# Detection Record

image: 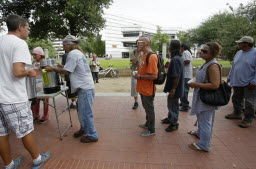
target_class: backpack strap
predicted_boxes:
[146,52,156,66]
[145,51,156,95]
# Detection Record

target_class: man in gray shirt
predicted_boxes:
[46,35,98,142]
[180,44,193,111]
[225,36,256,128]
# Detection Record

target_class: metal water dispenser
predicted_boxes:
[40,58,61,94]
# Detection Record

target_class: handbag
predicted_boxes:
[199,63,231,106]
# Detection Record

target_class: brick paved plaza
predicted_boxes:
[2,94,256,169]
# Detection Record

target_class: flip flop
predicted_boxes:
[188,143,208,152]
[187,130,199,139]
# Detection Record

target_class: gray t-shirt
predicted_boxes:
[182,50,193,79]
[64,49,94,93]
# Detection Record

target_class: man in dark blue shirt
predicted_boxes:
[162,40,184,132]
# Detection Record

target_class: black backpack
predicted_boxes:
[146,52,166,85]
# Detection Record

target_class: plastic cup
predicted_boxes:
[63,81,66,88]
[187,79,195,84]
[132,71,138,76]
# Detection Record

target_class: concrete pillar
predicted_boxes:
[44,48,49,58]
[162,43,167,59]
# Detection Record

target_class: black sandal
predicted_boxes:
[187,130,199,139]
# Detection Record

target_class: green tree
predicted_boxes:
[185,12,255,60]
[151,26,170,54]
[92,34,105,57]
[79,34,105,57]
[237,0,256,23]
[0,0,112,38]
[177,31,193,47]
[182,0,256,60]
[80,37,94,55]
[26,38,56,58]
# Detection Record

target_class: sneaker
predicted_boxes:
[31,152,51,169]
[225,113,242,120]
[165,124,179,132]
[80,136,98,143]
[73,128,84,138]
[161,117,171,124]
[140,130,155,137]
[69,103,77,109]
[8,156,24,169]
[132,102,138,109]
[39,119,48,124]
[138,123,148,129]
[238,120,252,128]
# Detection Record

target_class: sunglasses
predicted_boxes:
[201,49,209,54]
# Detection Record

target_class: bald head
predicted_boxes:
[138,36,150,46]
[137,36,151,53]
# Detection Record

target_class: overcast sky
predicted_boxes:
[104,0,251,30]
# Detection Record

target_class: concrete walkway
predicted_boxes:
[1,95,256,169]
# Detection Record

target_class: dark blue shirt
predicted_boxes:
[164,56,184,98]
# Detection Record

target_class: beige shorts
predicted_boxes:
[131,76,138,97]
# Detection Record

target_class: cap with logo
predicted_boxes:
[235,36,254,44]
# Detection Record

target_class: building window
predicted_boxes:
[122,52,129,58]
[143,32,154,38]
[123,42,136,47]
[123,32,140,37]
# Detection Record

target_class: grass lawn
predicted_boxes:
[99,59,130,68]
[99,58,231,69]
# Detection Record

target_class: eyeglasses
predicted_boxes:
[201,49,208,54]
[137,41,145,44]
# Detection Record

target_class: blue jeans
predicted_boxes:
[167,97,179,126]
[77,89,98,139]
[180,78,190,109]
[196,110,215,151]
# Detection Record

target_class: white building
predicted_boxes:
[0,14,181,59]
[101,13,180,58]
[52,39,65,58]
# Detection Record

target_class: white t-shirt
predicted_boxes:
[90,59,100,72]
[0,34,32,104]
[182,50,193,79]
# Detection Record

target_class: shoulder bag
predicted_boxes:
[199,63,231,106]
